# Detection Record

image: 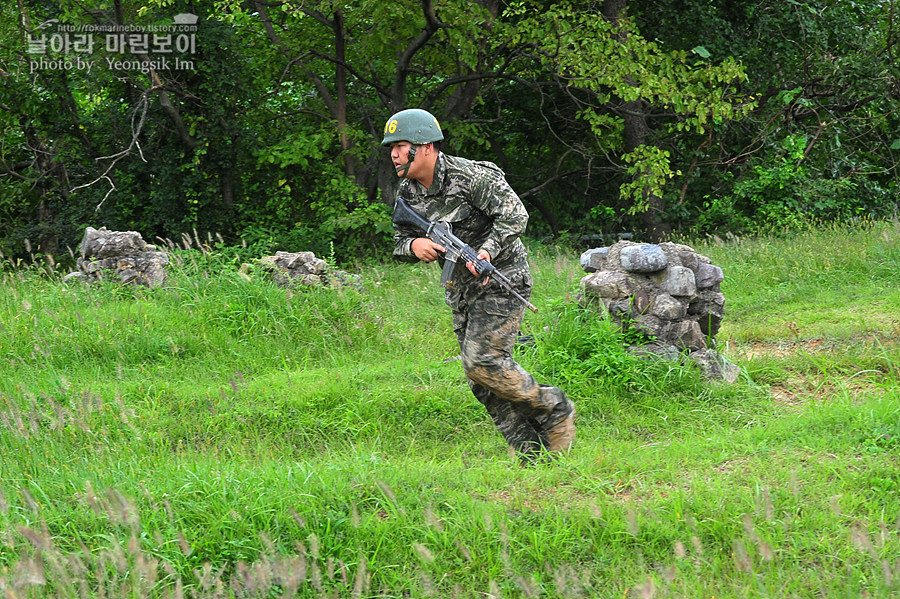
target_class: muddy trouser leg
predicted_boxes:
[453,287,573,462]
[465,379,548,462]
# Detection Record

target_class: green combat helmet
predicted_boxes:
[381,108,444,146]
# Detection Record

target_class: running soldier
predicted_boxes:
[383,108,576,463]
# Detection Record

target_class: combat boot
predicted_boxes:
[543,398,576,453]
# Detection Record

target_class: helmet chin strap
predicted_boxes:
[396,145,418,177]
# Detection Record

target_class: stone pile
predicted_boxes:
[66,227,168,287]
[579,240,739,382]
[258,251,362,290]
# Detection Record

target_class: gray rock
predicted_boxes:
[632,288,651,314]
[628,343,682,362]
[581,271,634,298]
[650,293,688,320]
[580,247,609,273]
[689,291,725,337]
[660,265,697,297]
[634,315,670,341]
[266,251,327,275]
[325,270,363,291]
[678,249,700,271]
[80,227,152,259]
[670,320,706,351]
[620,244,668,273]
[71,227,168,287]
[689,349,741,383]
[695,262,724,289]
[603,298,632,318]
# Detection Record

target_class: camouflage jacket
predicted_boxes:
[392,153,532,295]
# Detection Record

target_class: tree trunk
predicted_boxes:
[378,0,447,206]
[603,0,671,241]
[333,9,357,179]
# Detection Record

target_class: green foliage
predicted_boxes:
[699,135,864,233]
[247,125,392,261]
[620,145,678,214]
[518,299,709,410]
[510,1,753,213]
[521,299,642,389]
[2,0,899,265]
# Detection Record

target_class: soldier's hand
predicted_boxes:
[466,250,492,286]
[411,237,445,262]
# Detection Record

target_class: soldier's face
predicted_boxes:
[390,142,414,177]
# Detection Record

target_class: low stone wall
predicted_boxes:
[65,228,363,293]
[257,251,362,291]
[65,227,168,287]
[579,240,739,382]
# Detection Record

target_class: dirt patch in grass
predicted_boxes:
[766,373,890,406]
[730,335,898,405]
[734,334,898,361]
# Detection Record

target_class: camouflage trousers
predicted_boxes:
[451,280,570,462]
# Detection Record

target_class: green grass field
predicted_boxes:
[1,220,899,598]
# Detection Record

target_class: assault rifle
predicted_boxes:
[392,197,538,313]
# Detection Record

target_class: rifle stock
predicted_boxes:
[392,196,433,233]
